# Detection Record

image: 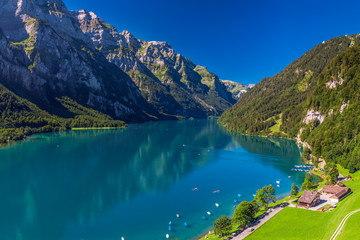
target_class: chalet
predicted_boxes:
[298,191,321,208]
[322,185,351,203]
[345,175,352,181]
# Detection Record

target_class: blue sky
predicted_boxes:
[63,0,360,85]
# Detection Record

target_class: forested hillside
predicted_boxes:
[219,34,360,171]
[0,84,125,144]
[300,44,360,172]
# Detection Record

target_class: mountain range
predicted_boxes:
[0,0,250,143]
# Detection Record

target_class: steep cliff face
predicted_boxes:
[74,9,236,118]
[0,0,163,122]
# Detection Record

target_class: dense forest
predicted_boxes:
[300,44,360,172]
[219,34,360,171]
[0,84,126,144]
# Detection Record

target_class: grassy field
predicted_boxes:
[269,114,283,133]
[199,195,300,240]
[246,178,360,240]
[337,210,360,240]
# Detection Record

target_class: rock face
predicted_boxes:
[0,0,160,122]
[0,0,237,122]
[75,9,236,118]
[302,110,325,124]
[221,80,252,100]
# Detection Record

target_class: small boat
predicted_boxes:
[207,211,212,215]
[168,226,172,231]
[276,181,280,184]
[215,203,219,207]
[169,221,172,225]
[192,187,198,191]
[277,185,280,187]
[234,199,238,203]
[121,237,125,240]
[238,194,242,197]
[166,234,170,239]
[184,222,188,227]
[202,216,206,220]
[253,194,256,197]
[288,176,292,178]
[176,213,180,218]
[212,190,220,194]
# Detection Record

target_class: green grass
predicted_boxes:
[337,210,360,240]
[198,195,300,240]
[269,113,283,133]
[338,165,360,180]
[245,179,360,239]
[296,70,313,92]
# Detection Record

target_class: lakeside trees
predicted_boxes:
[233,201,258,228]
[0,86,126,144]
[325,163,339,184]
[291,183,299,196]
[213,216,232,236]
[254,185,276,210]
[301,174,314,190]
[212,184,276,237]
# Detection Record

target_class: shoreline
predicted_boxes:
[196,191,295,240]
[0,126,127,148]
[71,127,125,130]
[196,162,325,240]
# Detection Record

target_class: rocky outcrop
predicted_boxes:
[326,77,344,89]
[303,109,325,124]
[340,101,349,114]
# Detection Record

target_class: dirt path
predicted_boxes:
[329,208,360,240]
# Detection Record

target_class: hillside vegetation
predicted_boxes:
[219,34,360,171]
[0,84,126,144]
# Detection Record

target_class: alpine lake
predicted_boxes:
[0,119,307,240]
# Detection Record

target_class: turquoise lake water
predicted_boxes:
[0,119,306,240]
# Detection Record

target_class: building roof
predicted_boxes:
[322,185,350,196]
[298,190,319,204]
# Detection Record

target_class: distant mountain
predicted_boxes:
[0,0,238,128]
[76,9,236,117]
[219,34,360,172]
[221,80,253,100]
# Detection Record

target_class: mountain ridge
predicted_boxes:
[0,0,245,143]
